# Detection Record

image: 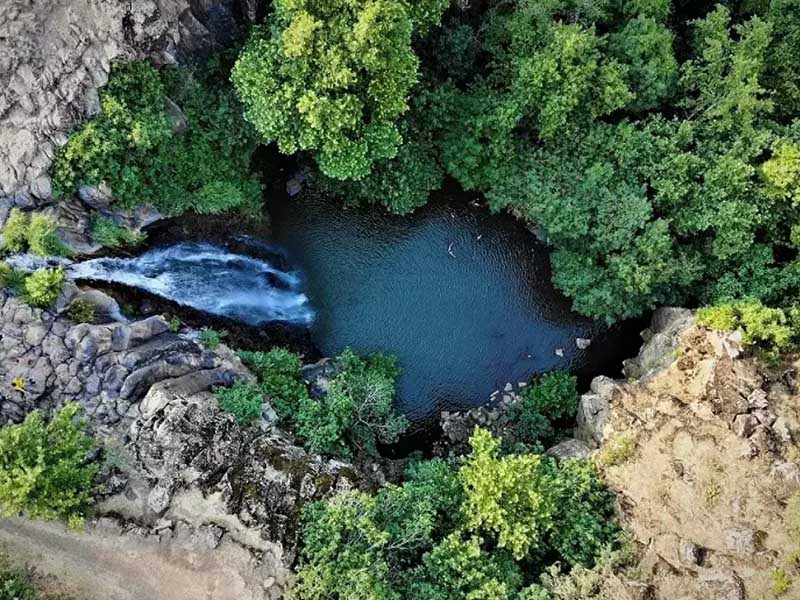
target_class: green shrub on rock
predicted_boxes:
[1,209,30,253]
[23,268,65,308]
[215,379,264,425]
[293,349,408,457]
[0,404,97,523]
[90,216,145,248]
[238,347,307,419]
[697,299,800,360]
[1,210,68,257]
[511,372,578,449]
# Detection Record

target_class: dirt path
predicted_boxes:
[0,517,280,600]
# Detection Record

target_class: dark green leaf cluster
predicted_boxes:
[215,379,265,425]
[290,428,620,599]
[52,61,260,216]
[90,216,146,249]
[237,347,409,458]
[0,404,97,523]
[510,372,578,449]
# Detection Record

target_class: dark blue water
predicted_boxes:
[268,192,639,421]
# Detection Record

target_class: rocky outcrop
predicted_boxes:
[0,287,248,427]
[0,0,256,205]
[578,308,800,599]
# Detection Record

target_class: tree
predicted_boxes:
[232,0,448,180]
[459,428,555,559]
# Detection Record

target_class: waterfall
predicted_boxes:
[68,242,314,326]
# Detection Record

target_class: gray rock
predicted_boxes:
[679,541,704,565]
[165,97,188,134]
[546,438,592,460]
[623,307,695,379]
[724,528,758,555]
[731,414,757,438]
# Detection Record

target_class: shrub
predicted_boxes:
[697,300,800,360]
[511,372,578,448]
[23,268,65,308]
[596,432,636,468]
[1,211,68,257]
[27,214,69,257]
[0,262,27,294]
[459,427,555,560]
[67,300,96,324]
[1,209,29,253]
[293,349,409,457]
[0,404,97,522]
[238,348,308,419]
[548,460,620,566]
[215,379,264,425]
[52,61,260,216]
[90,216,146,248]
[198,327,225,350]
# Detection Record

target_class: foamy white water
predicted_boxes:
[68,242,314,325]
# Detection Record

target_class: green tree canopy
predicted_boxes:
[232,0,449,180]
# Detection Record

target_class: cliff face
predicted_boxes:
[0,0,254,205]
[579,309,800,600]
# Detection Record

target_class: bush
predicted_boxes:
[0,262,27,294]
[697,300,800,360]
[511,372,578,448]
[1,211,68,257]
[27,214,69,257]
[0,404,97,522]
[1,209,29,253]
[52,61,260,216]
[293,349,409,457]
[23,268,65,308]
[198,327,225,350]
[90,216,146,248]
[67,300,96,324]
[215,379,264,425]
[238,348,307,419]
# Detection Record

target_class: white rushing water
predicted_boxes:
[68,242,314,325]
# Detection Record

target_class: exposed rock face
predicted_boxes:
[0,0,255,205]
[0,288,247,428]
[581,309,800,599]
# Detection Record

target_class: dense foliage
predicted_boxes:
[290,428,620,599]
[698,299,800,360]
[510,372,578,450]
[90,216,145,249]
[23,268,65,308]
[1,209,69,257]
[232,0,449,181]
[0,404,97,523]
[52,62,260,216]
[234,347,408,457]
[234,0,800,322]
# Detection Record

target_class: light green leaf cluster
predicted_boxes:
[232,0,448,180]
[0,404,97,522]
